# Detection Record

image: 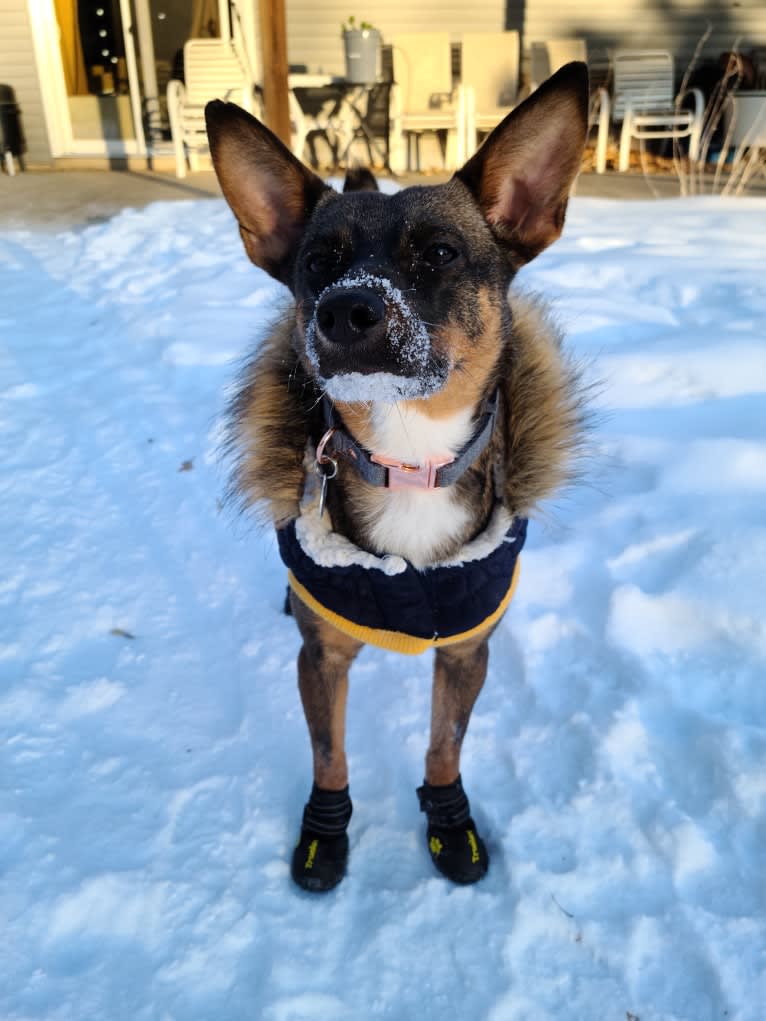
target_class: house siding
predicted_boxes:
[285,0,765,85]
[285,0,504,77]
[521,0,766,83]
[0,0,52,164]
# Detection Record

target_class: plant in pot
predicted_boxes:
[341,16,381,84]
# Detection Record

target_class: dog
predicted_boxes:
[205,62,589,892]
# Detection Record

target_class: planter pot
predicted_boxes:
[343,29,380,84]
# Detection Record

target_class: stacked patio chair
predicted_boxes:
[167,38,254,178]
[461,31,521,158]
[390,33,466,171]
[529,38,610,173]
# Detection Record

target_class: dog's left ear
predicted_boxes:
[454,61,589,267]
[205,100,330,286]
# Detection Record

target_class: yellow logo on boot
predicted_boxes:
[429,835,444,856]
[304,839,318,869]
[466,829,480,864]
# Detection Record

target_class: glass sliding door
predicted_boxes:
[53,0,139,149]
[41,0,234,156]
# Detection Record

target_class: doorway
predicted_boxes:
[43,0,238,157]
[53,0,136,148]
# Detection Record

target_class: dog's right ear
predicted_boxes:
[205,101,330,287]
[454,62,589,268]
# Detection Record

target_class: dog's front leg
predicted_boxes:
[418,632,493,884]
[427,634,491,785]
[292,593,362,789]
[289,592,362,891]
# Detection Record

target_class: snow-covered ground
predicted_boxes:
[1,191,765,1021]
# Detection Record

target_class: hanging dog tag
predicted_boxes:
[315,457,338,519]
[318,468,329,518]
[314,428,338,520]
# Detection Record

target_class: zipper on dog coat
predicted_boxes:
[277,508,527,655]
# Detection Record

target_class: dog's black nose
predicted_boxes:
[315,289,386,346]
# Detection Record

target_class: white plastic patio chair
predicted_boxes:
[390,33,466,171]
[611,50,704,171]
[461,31,520,157]
[721,91,766,194]
[529,38,611,173]
[167,39,254,178]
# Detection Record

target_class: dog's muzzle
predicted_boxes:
[305,273,448,402]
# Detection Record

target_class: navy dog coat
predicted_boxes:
[278,504,527,655]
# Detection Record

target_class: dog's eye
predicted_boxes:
[423,242,459,268]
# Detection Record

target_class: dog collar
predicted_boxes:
[316,391,499,491]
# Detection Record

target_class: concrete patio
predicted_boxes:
[0,164,762,231]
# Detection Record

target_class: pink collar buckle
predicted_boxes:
[369,452,454,490]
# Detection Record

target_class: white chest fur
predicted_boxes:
[361,403,475,568]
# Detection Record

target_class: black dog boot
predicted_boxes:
[291,783,352,892]
[417,775,489,884]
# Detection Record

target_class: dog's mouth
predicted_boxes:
[303,273,449,403]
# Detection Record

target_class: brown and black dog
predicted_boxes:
[205,62,589,892]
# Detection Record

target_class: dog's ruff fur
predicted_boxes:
[228,292,586,545]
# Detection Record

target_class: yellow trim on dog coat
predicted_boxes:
[286,555,522,654]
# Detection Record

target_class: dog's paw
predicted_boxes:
[291,783,353,892]
[417,775,489,884]
[425,820,489,885]
[291,830,349,892]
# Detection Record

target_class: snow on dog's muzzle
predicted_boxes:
[305,273,449,403]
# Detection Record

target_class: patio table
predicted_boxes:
[288,73,390,170]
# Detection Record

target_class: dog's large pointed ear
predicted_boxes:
[205,100,331,286]
[454,62,589,268]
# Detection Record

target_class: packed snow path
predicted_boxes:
[1,195,765,1021]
